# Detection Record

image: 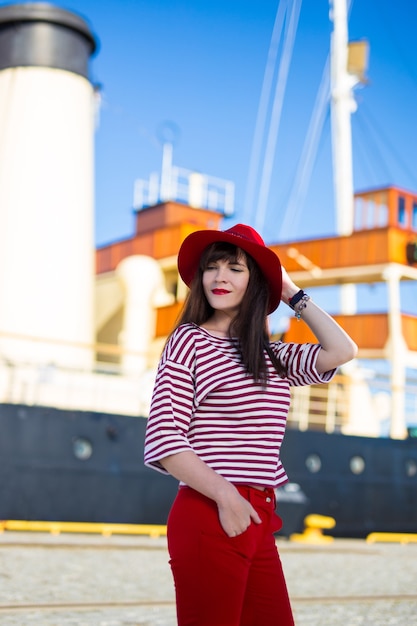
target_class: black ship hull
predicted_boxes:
[1,404,416,537]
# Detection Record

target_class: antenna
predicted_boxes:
[157,121,180,202]
[133,122,234,216]
[160,141,173,201]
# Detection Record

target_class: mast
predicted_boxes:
[330,2,407,438]
[330,0,368,315]
[329,0,355,237]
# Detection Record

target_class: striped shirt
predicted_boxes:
[144,323,336,487]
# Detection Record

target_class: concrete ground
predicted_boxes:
[0,531,416,625]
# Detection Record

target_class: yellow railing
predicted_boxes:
[366,532,417,544]
[0,520,167,538]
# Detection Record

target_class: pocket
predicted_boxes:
[200,526,254,562]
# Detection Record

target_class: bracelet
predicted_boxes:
[294,294,311,321]
[288,289,305,309]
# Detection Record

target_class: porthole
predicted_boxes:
[405,459,417,478]
[73,437,93,461]
[305,454,321,473]
[349,455,365,475]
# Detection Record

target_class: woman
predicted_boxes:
[144,223,357,626]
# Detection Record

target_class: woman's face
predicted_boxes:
[202,250,250,315]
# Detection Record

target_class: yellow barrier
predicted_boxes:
[290,514,336,544]
[0,520,167,538]
[366,532,417,545]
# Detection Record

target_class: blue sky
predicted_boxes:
[20,0,415,249]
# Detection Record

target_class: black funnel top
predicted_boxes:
[0,2,98,78]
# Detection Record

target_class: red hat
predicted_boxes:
[178,223,282,313]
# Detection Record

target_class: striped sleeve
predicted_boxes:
[144,330,196,474]
[273,341,337,386]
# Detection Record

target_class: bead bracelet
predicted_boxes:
[288,289,311,321]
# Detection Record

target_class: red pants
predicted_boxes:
[167,484,295,626]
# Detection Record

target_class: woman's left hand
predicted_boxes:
[280,266,300,305]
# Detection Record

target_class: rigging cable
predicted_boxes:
[356,101,417,187]
[242,0,288,225]
[277,57,331,241]
[276,0,355,240]
[352,108,391,186]
[254,0,302,236]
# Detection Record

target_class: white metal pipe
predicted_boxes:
[0,5,97,369]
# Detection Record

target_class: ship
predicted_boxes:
[0,2,416,538]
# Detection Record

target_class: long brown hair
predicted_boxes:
[173,242,286,381]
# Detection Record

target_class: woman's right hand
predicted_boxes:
[216,489,262,537]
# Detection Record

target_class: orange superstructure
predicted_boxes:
[280,186,417,353]
[95,185,417,358]
[96,202,222,274]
